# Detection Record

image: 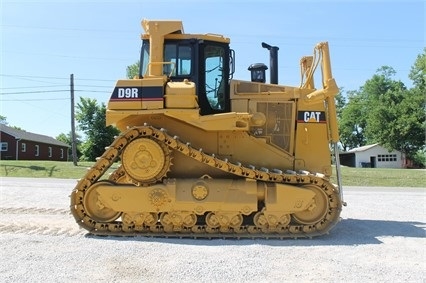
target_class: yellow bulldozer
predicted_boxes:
[71,19,344,238]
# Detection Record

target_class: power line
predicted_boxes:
[0,74,118,91]
[2,24,422,44]
[0,24,135,34]
[1,89,112,96]
[75,78,116,82]
[0,74,117,82]
[1,50,134,62]
[0,84,112,91]
[0,85,68,90]
[73,84,112,88]
[0,90,69,95]
[1,98,69,101]
[0,74,68,80]
[75,90,111,93]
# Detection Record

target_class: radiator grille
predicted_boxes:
[250,102,293,152]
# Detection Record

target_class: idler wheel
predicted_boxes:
[292,184,329,225]
[83,181,121,222]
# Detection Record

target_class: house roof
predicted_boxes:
[347,143,379,153]
[0,124,70,147]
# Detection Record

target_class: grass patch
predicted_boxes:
[0,160,119,179]
[330,166,425,187]
[0,160,425,187]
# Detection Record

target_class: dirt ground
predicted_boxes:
[0,177,425,282]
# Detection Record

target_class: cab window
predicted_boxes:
[205,45,226,110]
[164,43,192,76]
[140,41,150,77]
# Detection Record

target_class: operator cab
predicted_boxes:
[139,39,234,115]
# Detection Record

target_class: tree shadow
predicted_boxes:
[2,165,58,177]
[85,218,426,246]
[29,165,45,171]
[47,166,57,177]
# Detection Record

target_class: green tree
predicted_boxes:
[0,116,24,130]
[409,47,426,90]
[335,88,346,119]
[56,131,83,160]
[362,66,407,143]
[391,87,425,154]
[407,48,426,166]
[0,115,7,125]
[75,97,120,161]
[335,66,403,151]
[127,60,140,79]
[338,52,425,165]
[364,65,425,162]
[338,90,367,150]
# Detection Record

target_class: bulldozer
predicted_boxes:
[70,19,344,238]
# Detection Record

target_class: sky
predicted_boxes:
[0,0,424,138]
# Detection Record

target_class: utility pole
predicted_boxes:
[70,74,78,166]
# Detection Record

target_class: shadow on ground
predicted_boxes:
[1,165,58,177]
[85,218,426,246]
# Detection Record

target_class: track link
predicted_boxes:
[70,125,343,239]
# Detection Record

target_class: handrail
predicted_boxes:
[145,62,176,77]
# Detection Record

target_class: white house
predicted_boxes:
[339,143,407,168]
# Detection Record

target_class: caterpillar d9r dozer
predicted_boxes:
[71,19,345,238]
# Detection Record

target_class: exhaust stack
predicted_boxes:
[262,42,279,84]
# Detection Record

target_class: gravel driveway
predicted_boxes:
[0,177,425,283]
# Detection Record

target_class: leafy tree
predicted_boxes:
[56,131,83,160]
[0,116,23,130]
[0,115,7,125]
[362,67,407,144]
[338,66,405,151]
[363,65,425,163]
[338,90,367,150]
[334,88,346,119]
[413,148,426,168]
[338,52,425,166]
[373,86,424,156]
[407,48,426,167]
[409,47,425,90]
[75,97,119,161]
[127,60,140,79]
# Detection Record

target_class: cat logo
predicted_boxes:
[297,111,326,123]
[304,111,321,122]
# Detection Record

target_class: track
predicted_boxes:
[70,125,343,238]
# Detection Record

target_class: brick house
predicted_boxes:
[0,124,70,161]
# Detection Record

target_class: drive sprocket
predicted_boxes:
[121,137,171,185]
